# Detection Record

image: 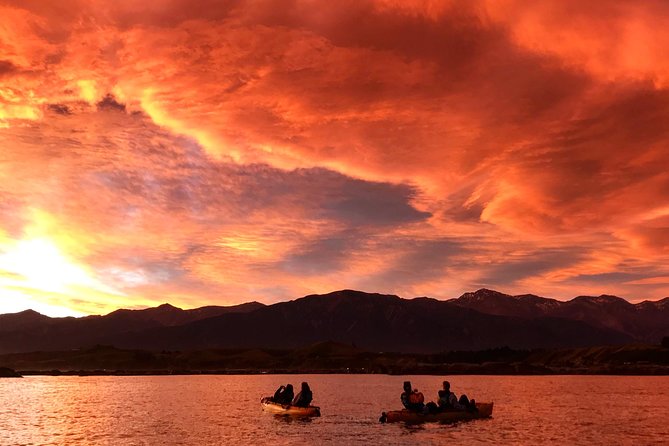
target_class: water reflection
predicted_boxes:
[272,414,315,424]
[398,423,426,434]
[0,375,667,445]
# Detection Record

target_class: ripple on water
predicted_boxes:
[0,375,667,445]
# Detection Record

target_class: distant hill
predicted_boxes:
[0,301,264,354]
[0,289,648,354]
[105,290,631,353]
[0,367,22,378]
[0,309,54,332]
[450,289,669,343]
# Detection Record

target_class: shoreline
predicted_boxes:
[16,367,669,377]
[4,343,668,377]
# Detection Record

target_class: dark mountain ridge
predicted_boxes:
[450,289,669,343]
[0,301,265,354]
[0,309,57,332]
[0,289,654,354]
[114,290,630,353]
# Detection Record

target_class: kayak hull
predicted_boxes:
[261,397,321,417]
[380,402,493,423]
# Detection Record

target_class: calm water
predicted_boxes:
[1,375,667,445]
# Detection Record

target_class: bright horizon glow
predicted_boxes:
[0,237,124,317]
[0,238,98,294]
[0,289,86,317]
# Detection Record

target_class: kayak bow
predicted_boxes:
[261,397,321,417]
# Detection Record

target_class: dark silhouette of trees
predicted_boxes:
[662,336,669,348]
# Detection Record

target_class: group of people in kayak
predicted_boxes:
[401,380,477,414]
[266,379,476,414]
[269,381,313,407]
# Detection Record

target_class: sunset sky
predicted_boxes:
[2,0,669,316]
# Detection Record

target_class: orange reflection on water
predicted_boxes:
[0,375,667,445]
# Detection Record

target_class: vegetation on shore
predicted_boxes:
[0,367,22,378]
[2,342,668,376]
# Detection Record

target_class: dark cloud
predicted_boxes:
[96,94,127,112]
[46,103,72,115]
[477,248,587,286]
[0,60,19,76]
[360,239,467,291]
[280,232,357,276]
[569,272,642,284]
[314,172,431,226]
[83,132,430,229]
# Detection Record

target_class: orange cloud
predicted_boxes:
[1,0,669,315]
[485,0,669,86]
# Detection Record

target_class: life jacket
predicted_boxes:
[409,390,424,405]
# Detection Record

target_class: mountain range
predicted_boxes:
[1,289,667,354]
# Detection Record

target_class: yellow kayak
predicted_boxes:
[380,402,493,423]
[260,397,321,417]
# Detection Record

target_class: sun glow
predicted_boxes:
[0,237,122,317]
[0,239,97,293]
